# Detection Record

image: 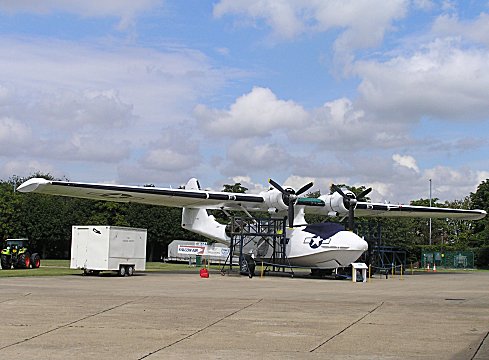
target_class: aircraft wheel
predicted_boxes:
[240,260,249,275]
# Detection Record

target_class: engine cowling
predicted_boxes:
[261,188,289,212]
[318,191,354,215]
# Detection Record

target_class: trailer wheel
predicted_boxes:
[118,266,127,277]
[127,266,134,276]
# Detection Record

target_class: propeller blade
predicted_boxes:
[268,178,286,194]
[348,205,355,231]
[331,184,347,199]
[269,178,314,227]
[332,182,375,231]
[357,187,372,200]
[295,181,314,196]
[288,203,295,228]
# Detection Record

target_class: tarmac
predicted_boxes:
[0,270,488,360]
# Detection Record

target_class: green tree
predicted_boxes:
[222,183,248,193]
[329,184,371,201]
[0,178,25,240]
[470,179,489,247]
[126,203,196,261]
[84,201,129,226]
[303,190,328,224]
[20,193,72,258]
[442,197,476,248]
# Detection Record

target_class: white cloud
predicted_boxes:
[196,87,308,137]
[227,139,289,169]
[213,0,305,39]
[1,1,487,207]
[393,154,420,173]
[291,97,410,151]
[139,131,201,172]
[227,175,268,194]
[213,0,408,66]
[0,36,235,182]
[48,135,131,162]
[476,171,489,187]
[412,0,435,11]
[432,13,489,47]
[355,38,489,121]
[347,161,484,204]
[0,0,163,30]
[36,89,135,130]
[282,175,315,191]
[0,159,58,181]
[0,117,33,155]
[423,165,482,200]
[141,148,198,171]
[0,37,224,108]
[299,97,365,140]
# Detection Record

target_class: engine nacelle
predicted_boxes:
[318,191,353,215]
[261,189,288,212]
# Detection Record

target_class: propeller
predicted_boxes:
[269,179,314,228]
[331,184,372,231]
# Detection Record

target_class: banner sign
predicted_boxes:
[177,245,205,255]
[177,244,229,258]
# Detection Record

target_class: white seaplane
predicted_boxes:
[17,177,486,272]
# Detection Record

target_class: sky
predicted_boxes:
[1,0,489,204]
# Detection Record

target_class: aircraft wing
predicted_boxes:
[17,178,487,221]
[16,178,267,211]
[354,202,486,220]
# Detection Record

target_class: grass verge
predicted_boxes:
[0,260,220,277]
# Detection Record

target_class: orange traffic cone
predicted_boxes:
[426,263,430,272]
[433,264,437,272]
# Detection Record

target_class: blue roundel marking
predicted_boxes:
[309,236,323,249]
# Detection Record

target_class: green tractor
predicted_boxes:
[1,238,41,270]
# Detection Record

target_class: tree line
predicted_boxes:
[0,175,198,260]
[0,175,488,266]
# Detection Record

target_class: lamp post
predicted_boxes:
[429,179,432,246]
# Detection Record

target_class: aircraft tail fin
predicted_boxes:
[185,178,201,190]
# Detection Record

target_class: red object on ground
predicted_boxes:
[200,268,209,278]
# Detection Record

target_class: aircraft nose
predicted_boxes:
[358,237,368,251]
[351,233,368,251]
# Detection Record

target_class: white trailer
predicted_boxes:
[71,226,147,276]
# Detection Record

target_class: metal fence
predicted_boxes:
[421,251,475,269]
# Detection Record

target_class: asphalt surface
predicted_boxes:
[0,270,488,359]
